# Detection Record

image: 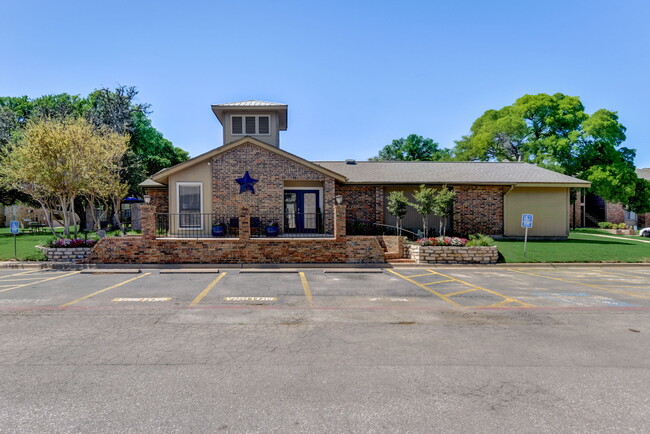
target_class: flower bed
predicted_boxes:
[407,243,498,264]
[42,239,97,262]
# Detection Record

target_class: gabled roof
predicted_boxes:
[211,100,288,130]
[145,137,347,185]
[313,161,591,187]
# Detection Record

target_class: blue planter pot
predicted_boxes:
[265,225,279,237]
[212,224,226,237]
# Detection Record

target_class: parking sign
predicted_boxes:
[10,220,19,234]
[521,214,533,228]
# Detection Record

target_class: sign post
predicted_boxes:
[521,214,533,258]
[9,220,19,260]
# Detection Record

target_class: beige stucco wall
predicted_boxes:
[168,160,213,217]
[504,187,569,237]
[223,112,280,147]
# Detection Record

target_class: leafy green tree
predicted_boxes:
[410,185,437,237]
[432,185,455,236]
[371,134,452,161]
[386,191,409,235]
[0,117,128,238]
[453,93,650,213]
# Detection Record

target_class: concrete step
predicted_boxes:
[387,258,416,264]
[383,252,404,260]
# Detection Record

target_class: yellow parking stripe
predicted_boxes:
[425,269,533,308]
[299,272,314,307]
[189,273,226,307]
[422,279,454,285]
[443,288,477,297]
[0,270,39,280]
[508,268,650,300]
[386,269,463,308]
[59,273,151,307]
[0,271,80,293]
[405,272,438,278]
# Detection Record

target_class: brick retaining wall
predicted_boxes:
[407,245,498,264]
[86,236,385,264]
[43,247,93,262]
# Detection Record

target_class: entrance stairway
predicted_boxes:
[376,236,415,264]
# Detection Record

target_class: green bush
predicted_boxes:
[465,234,495,247]
[598,222,613,229]
[619,223,627,229]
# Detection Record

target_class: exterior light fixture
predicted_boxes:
[335,195,343,205]
[143,194,151,204]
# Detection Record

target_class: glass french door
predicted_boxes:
[284,190,320,233]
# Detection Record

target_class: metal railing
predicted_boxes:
[155,213,239,238]
[250,211,332,238]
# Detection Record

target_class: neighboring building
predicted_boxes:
[141,100,590,239]
[578,168,650,229]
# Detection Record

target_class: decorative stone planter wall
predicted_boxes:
[407,245,498,264]
[602,229,636,235]
[42,247,93,262]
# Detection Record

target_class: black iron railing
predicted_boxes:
[155,213,239,238]
[251,211,331,238]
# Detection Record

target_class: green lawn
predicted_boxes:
[0,233,54,260]
[495,231,650,263]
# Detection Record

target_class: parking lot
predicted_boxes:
[1,265,649,432]
[0,265,648,313]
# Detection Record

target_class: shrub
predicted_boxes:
[619,223,627,229]
[49,238,97,248]
[416,236,468,247]
[598,222,613,229]
[465,234,495,247]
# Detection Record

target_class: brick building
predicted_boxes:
[141,100,590,241]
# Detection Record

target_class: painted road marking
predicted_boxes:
[113,297,172,302]
[299,272,314,307]
[509,269,650,300]
[59,273,151,307]
[0,271,81,294]
[531,292,637,307]
[189,273,227,307]
[387,269,532,309]
[223,296,277,302]
[369,297,409,302]
[0,270,39,280]
[0,299,51,303]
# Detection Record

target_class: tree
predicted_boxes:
[453,93,650,213]
[0,117,129,238]
[432,185,455,236]
[410,185,437,238]
[386,191,409,236]
[370,134,452,161]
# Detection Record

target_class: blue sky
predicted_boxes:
[2,0,649,168]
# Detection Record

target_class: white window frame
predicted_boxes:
[176,182,203,230]
[231,115,271,136]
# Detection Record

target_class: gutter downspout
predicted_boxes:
[503,185,515,237]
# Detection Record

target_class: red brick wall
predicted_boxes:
[143,188,169,214]
[336,185,382,228]
[86,236,385,264]
[605,202,625,223]
[452,185,505,236]
[212,143,336,232]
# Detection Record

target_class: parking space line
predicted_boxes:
[59,273,151,307]
[425,269,533,308]
[0,271,81,294]
[422,279,454,285]
[0,270,39,280]
[508,268,650,300]
[387,269,463,308]
[406,272,438,278]
[444,288,477,297]
[299,272,314,307]
[189,273,227,307]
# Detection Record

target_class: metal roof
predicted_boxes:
[213,100,286,107]
[313,161,591,186]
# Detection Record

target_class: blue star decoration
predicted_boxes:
[235,171,258,194]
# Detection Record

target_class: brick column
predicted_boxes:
[334,205,346,239]
[239,206,251,240]
[141,204,157,239]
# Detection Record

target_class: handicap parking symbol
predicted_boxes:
[521,214,533,228]
[10,220,19,234]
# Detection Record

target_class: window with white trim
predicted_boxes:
[231,115,271,135]
[177,182,202,229]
